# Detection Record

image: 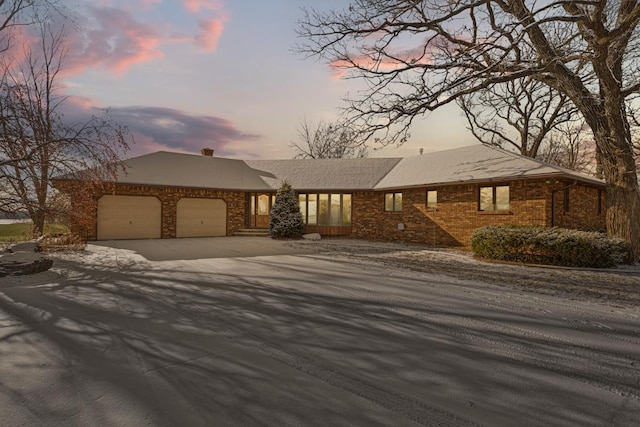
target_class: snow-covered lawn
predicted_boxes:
[0,238,638,426]
[288,239,640,308]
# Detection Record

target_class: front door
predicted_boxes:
[249,193,274,228]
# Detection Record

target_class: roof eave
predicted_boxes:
[374,172,605,191]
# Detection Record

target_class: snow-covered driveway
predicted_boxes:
[0,238,638,426]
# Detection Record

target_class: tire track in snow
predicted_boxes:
[287,265,640,401]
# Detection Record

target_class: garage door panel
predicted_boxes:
[97,195,161,240]
[177,198,226,238]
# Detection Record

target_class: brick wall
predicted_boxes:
[72,184,246,240]
[58,178,606,245]
[552,182,605,231]
[351,179,605,247]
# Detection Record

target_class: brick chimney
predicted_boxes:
[201,148,214,156]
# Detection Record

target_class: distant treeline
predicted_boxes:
[0,211,29,220]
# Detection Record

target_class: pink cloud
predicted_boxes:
[6,2,231,78]
[329,43,439,80]
[1,27,38,60]
[329,56,411,80]
[184,0,224,13]
[64,6,163,76]
[195,17,226,51]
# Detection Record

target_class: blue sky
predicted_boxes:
[56,0,473,159]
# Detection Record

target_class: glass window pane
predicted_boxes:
[496,186,509,210]
[342,194,352,225]
[330,194,341,225]
[427,190,437,208]
[480,187,493,211]
[299,194,307,224]
[250,193,256,227]
[258,194,270,215]
[385,193,394,211]
[395,192,402,211]
[318,194,329,225]
[307,194,317,225]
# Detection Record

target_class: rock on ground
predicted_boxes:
[0,252,53,277]
[303,233,321,241]
[7,241,41,253]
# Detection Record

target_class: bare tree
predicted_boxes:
[298,1,640,260]
[0,0,62,176]
[291,118,368,159]
[458,78,577,158]
[0,1,58,53]
[0,23,130,235]
[537,121,596,174]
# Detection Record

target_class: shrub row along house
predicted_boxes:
[52,144,606,246]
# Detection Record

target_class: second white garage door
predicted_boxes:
[176,198,227,238]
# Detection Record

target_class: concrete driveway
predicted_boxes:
[90,236,315,261]
[0,239,638,426]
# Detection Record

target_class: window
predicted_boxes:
[385,192,403,212]
[298,193,352,226]
[257,194,270,215]
[426,190,437,209]
[307,194,317,225]
[318,194,329,224]
[298,194,307,222]
[598,189,603,215]
[479,185,509,211]
[342,194,352,225]
[330,194,341,226]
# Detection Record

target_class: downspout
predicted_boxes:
[550,180,578,227]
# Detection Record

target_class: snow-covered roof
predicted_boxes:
[107,152,273,191]
[245,158,401,191]
[374,145,604,189]
[55,144,604,191]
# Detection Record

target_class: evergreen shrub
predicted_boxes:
[470,225,628,268]
[269,181,304,238]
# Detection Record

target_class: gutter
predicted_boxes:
[374,172,604,192]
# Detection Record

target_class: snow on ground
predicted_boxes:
[2,239,639,309]
[287,239,640,310]
[0,238,638,426]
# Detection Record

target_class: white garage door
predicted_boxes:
[176,198,227,238]
[97,195,162,240]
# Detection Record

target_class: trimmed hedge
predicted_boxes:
[470,225,628,268]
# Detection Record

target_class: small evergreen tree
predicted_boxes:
[270,181,304,238]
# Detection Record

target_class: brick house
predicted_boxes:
[52,144,606,246]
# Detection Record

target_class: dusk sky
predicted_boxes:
[48,0,474,159]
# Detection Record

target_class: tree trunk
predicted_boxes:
[605,179,640,263]
[32,211,46,237]
[591,125,640,263]
[557,49,640,262]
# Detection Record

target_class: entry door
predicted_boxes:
[256,194,271,227]
[249,193,274,228]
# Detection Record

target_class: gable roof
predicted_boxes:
[54,144,604,191]
[374,144,604,189]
